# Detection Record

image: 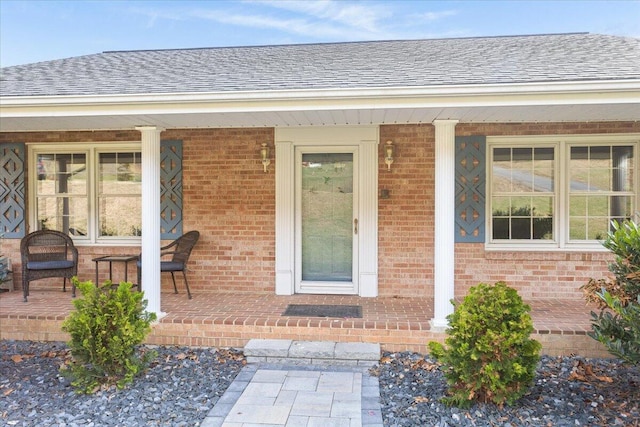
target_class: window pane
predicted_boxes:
[569,195,587,217]
[36,154,55,195]
[98,152,142,236]
[492,218,509,239]
[613,146,634,191]
[36,153,86,196]
[492,197,511,216]
[588,218,609,240]
[533,217,554,240]
[36,196,88,235]
[532,196,553,218]
[570,168,589,191]
[587,196,609,217]
[569,145,635,241]
[611,195,633,218]
[571,146,589,160]
[511,196,531,216]
[570,218,587,240]
[492,148,512,192]
[35,153,88,235]
[590,146,611,163]
[511,218,531,239]
[512,148,534,192]
[589,168,610,191]
[99,152,142,195]
[493,148,511,162]
[533,147,554,192]
[99,197,142,237]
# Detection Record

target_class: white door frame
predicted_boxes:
[275,126,379,297]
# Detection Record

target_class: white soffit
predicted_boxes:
[1,81,639,132]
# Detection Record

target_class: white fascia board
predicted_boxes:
[1,80,639,118]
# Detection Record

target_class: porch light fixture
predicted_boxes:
[260,143,271,172]
[384,140,394,171]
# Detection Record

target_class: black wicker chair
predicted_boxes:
[20,230,79,302]
[137,231,200,299]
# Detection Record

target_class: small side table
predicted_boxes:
[92,255,139,287]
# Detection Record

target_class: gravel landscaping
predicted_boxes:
[1,340,639,426]
[375,351,640,427]
[0,341,245,427]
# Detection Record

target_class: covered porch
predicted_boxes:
[0,288,609,358]
[1,36,637,363]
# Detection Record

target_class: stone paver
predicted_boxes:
[243,339,381,366]
[202,363,384,427]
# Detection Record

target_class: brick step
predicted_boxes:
[243,339,381,367]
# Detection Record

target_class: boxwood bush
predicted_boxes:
[61,278,157,393]
[428,281,541,408]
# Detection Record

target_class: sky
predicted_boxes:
[1,0,639,67]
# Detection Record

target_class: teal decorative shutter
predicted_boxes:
[455,136,486,243]
[0,143,26,238]
[160,140,183,239]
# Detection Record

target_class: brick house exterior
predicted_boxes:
[1,34,639,328]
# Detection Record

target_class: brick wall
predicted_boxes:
[454,244,614,300]
[1,129,275,294]
[451,122,640,300]
[2,121,638,300]
[162,128,275,293]
[377,121,639,300]
[378,124,435,298]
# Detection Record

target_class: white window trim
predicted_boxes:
[28,142,142,246]
[486,133,639,252]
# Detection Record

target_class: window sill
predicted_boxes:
[73,240,142,247]
[484,244,609,253]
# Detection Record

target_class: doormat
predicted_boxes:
[283,304,362,318]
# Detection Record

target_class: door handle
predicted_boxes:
[354,218,358,235]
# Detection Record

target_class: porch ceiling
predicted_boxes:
[1,104,639,132]
[1,82,639,132]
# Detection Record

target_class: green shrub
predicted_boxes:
[589,291,640,364]
[61,278,157,393]
[428,282,541,408]
[582,219,640,364]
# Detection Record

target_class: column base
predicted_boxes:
[151,311,167,323]
[430,318,449,333]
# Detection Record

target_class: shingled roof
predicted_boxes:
[2,33,639,97]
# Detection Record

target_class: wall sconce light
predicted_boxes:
[384,140,394,171]
[260,143,271,172]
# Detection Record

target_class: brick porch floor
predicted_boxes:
[0,288,610,358]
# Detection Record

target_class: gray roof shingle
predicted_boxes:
[1,33,639,97]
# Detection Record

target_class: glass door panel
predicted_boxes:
[296,149,357,294]
[301,153,353,281]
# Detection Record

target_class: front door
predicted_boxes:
[295,147,358,294]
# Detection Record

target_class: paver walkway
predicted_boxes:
[201,364,384,427]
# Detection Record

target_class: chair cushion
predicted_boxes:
[27,260,75,270]
[161,261,184,272]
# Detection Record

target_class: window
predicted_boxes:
[491,146,555,241]
[97,152,142,238]
[30,144,141,244]
[488,135,638,249]
[568,145,634,240]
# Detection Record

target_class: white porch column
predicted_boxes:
[431,119,458,330]
[274,140,295,295]
[136,126,164,318]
